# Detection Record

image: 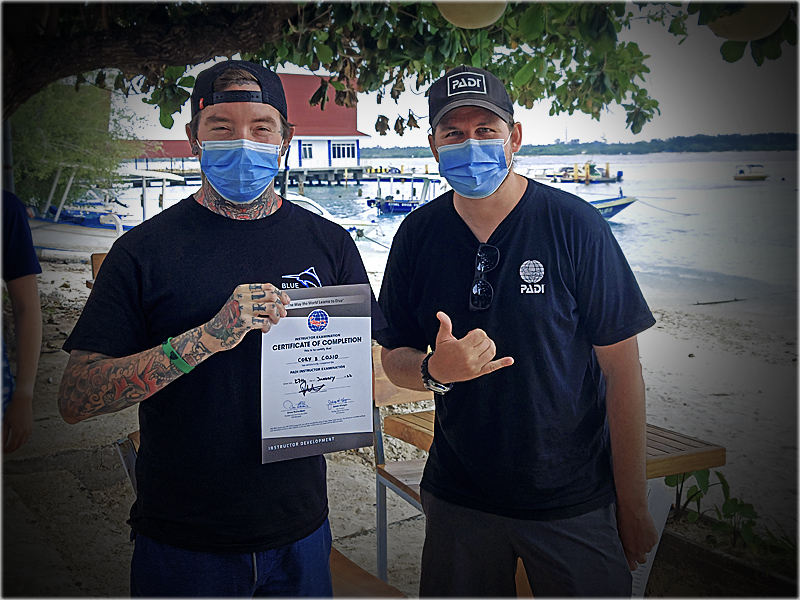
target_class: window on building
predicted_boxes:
[302,143,313,159]
[331,142,356,159]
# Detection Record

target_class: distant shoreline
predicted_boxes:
[362,132,798,159]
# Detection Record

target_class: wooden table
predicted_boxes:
[383,410,726,479]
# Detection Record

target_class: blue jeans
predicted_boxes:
[130,519,333,597]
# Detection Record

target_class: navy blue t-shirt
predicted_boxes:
[64,196,385,552]
[3,190,42,282]
[375,179,655,520]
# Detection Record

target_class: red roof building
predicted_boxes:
[129,73,368,170]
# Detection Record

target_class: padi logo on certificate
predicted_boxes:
[308,309,329,332]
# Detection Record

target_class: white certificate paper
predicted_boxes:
[260,284,373,463]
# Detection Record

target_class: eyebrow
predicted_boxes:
[204,114,278,125]
[438,117,499,129]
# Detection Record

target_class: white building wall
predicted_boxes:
[288,137,362,169]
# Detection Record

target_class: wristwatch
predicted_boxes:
[420,352,453,394]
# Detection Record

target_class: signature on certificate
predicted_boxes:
[296,378,325,396]
[327,397,352,411]
[283,399,309,410]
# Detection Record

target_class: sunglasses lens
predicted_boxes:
[476,245,500,273]
[470,278,493,309]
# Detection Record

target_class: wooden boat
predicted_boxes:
[554,163,623,184]
[734,164,769,181]
[365,174,444,215]
[29,190,377,259]
[587,192,637,220]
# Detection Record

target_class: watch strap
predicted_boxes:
[421,352,453,394]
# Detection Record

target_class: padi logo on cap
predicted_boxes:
[447,72,487,97]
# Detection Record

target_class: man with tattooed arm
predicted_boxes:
[58,61,384,597]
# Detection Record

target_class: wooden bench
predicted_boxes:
[115,431,405,598]
[85,252,106,289]
[371,346,727,596]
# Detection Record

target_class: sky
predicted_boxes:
[116,5,799,148]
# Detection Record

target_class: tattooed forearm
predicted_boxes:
[57,327,218,424]
[58,347,181,424]
[58,284,289,425]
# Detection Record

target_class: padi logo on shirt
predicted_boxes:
[448,72,487,96]
[282,267,321,289]
[519,260,545,294]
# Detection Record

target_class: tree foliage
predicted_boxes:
[10,82,142,208]
[3,2,796,136]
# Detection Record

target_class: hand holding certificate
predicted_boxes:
[260,284,373,463]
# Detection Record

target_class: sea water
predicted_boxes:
[117,150,798,313]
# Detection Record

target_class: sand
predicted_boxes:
[2,256,796,597]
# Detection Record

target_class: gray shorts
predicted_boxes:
[419,489,632,597]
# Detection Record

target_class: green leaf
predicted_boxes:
[738,503,759,520]
[694,469,710,493]
[751,41,765,66]
[720,40,747,63]
[164,65,185,81]
[178,76,195,87]
[782,17,798,46]
[664,474,678,487]
[159,108,175,129]
[315,44,334,65]
[513,59,537,88]
[722,498,740,515]
[715,470,730,500]
[687,510,700,523]
[519,4,545,39]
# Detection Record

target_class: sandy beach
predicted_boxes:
[2,255,796,597]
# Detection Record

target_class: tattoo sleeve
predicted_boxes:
[58,327,213,424]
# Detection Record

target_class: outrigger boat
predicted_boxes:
[29,184,379,259]
[586,190,636,220]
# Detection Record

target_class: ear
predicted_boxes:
[185,124,200,155]
[428,133,440,163]
[510,122,523,154]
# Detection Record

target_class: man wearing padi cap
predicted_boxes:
[58,60,384,597]
[375,65,658,596]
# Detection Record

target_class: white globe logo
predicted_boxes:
[519,260,544,284]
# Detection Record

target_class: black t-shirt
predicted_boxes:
[375,179,655,520]
[3,190,42,282]
[64,196,385,552]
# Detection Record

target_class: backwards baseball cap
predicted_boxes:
[190,60,288,120]
[428,66,514,129]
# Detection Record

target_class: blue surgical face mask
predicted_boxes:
[437,135,512,199]
[200,139,282,204]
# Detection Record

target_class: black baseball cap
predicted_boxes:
[190,60,288,120]
[428,66,514,128]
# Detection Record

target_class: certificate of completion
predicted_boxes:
[260,283,373,463]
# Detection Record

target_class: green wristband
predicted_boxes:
[162,337,194,374]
